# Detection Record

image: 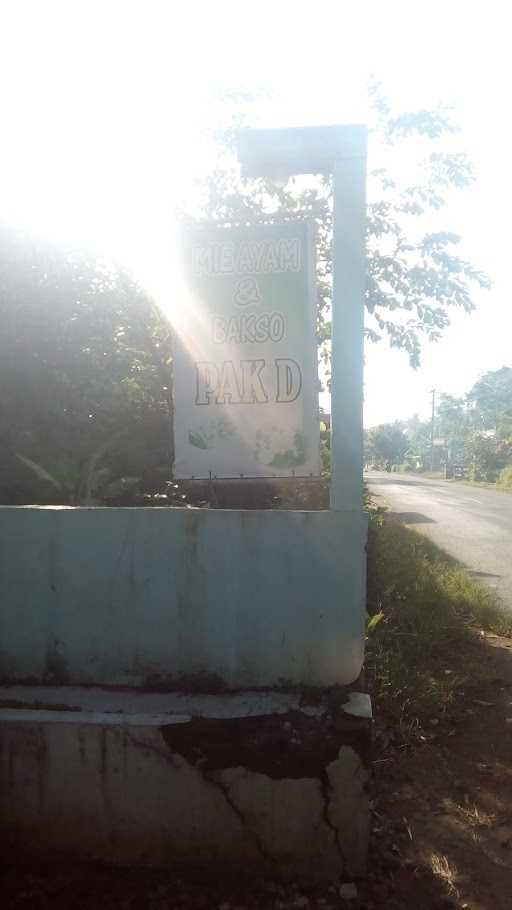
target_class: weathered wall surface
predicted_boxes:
[0,506,366,688]
[0,688,371,882]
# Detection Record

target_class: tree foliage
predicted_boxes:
[435,394,466,440]
[366,422,409,466]
[467,367,512,439]
[0,225,173,504]
[367,367,512,480]
[0,85,495,504]
[192,83,490,369]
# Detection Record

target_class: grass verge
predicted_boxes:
[456,479,512,492]
[365,513,512,726]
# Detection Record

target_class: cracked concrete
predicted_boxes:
[319,769,345,864]
[1,688,371,882]
[326,747,370,874]
[203,768,279,872]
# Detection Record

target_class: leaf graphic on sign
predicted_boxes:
[269,432,306,468]
[188,418,236,451]
[188,430,210,450]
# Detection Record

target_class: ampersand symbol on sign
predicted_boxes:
[233,277,262,307]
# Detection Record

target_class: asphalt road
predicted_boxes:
[366,471,512,610]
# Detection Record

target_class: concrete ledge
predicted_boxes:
[1,687,371,883]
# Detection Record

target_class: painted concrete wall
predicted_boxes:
[0,506,366,688]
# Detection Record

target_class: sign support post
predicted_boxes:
[331,152,367,510]
[238,125,368,510]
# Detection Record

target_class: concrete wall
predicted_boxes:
[0,688,371,883]
[0,506,366,689]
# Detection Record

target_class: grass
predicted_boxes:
[365,514,512,725]
[497,465,512,491]
[430,853,459,891]
[456,478,512,492]
[455,802,496,831]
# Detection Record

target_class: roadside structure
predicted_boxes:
[0,125,370,881]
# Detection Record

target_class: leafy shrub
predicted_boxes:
[497,464,512,490]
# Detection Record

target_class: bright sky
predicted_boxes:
[1,0,510,427]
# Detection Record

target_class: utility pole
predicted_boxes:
[430,388,436,472]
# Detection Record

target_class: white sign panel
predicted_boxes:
[173,221,320,479]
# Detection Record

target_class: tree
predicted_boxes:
[434,393,466,464]
[0,85,493,505]
[400,414,432,469]
[367,423,409,467]
[191,84,490,370]
[462,367,512,480]
[467,367,512,440]
[0,225,173,505]
[463,432,503,482]
[436,394,466,439]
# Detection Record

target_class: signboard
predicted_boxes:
[173,221,320,479]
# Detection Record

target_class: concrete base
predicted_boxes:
[0,686,372,884]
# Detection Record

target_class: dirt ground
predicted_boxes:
[2,634,512,910]
[366,631,512,909]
